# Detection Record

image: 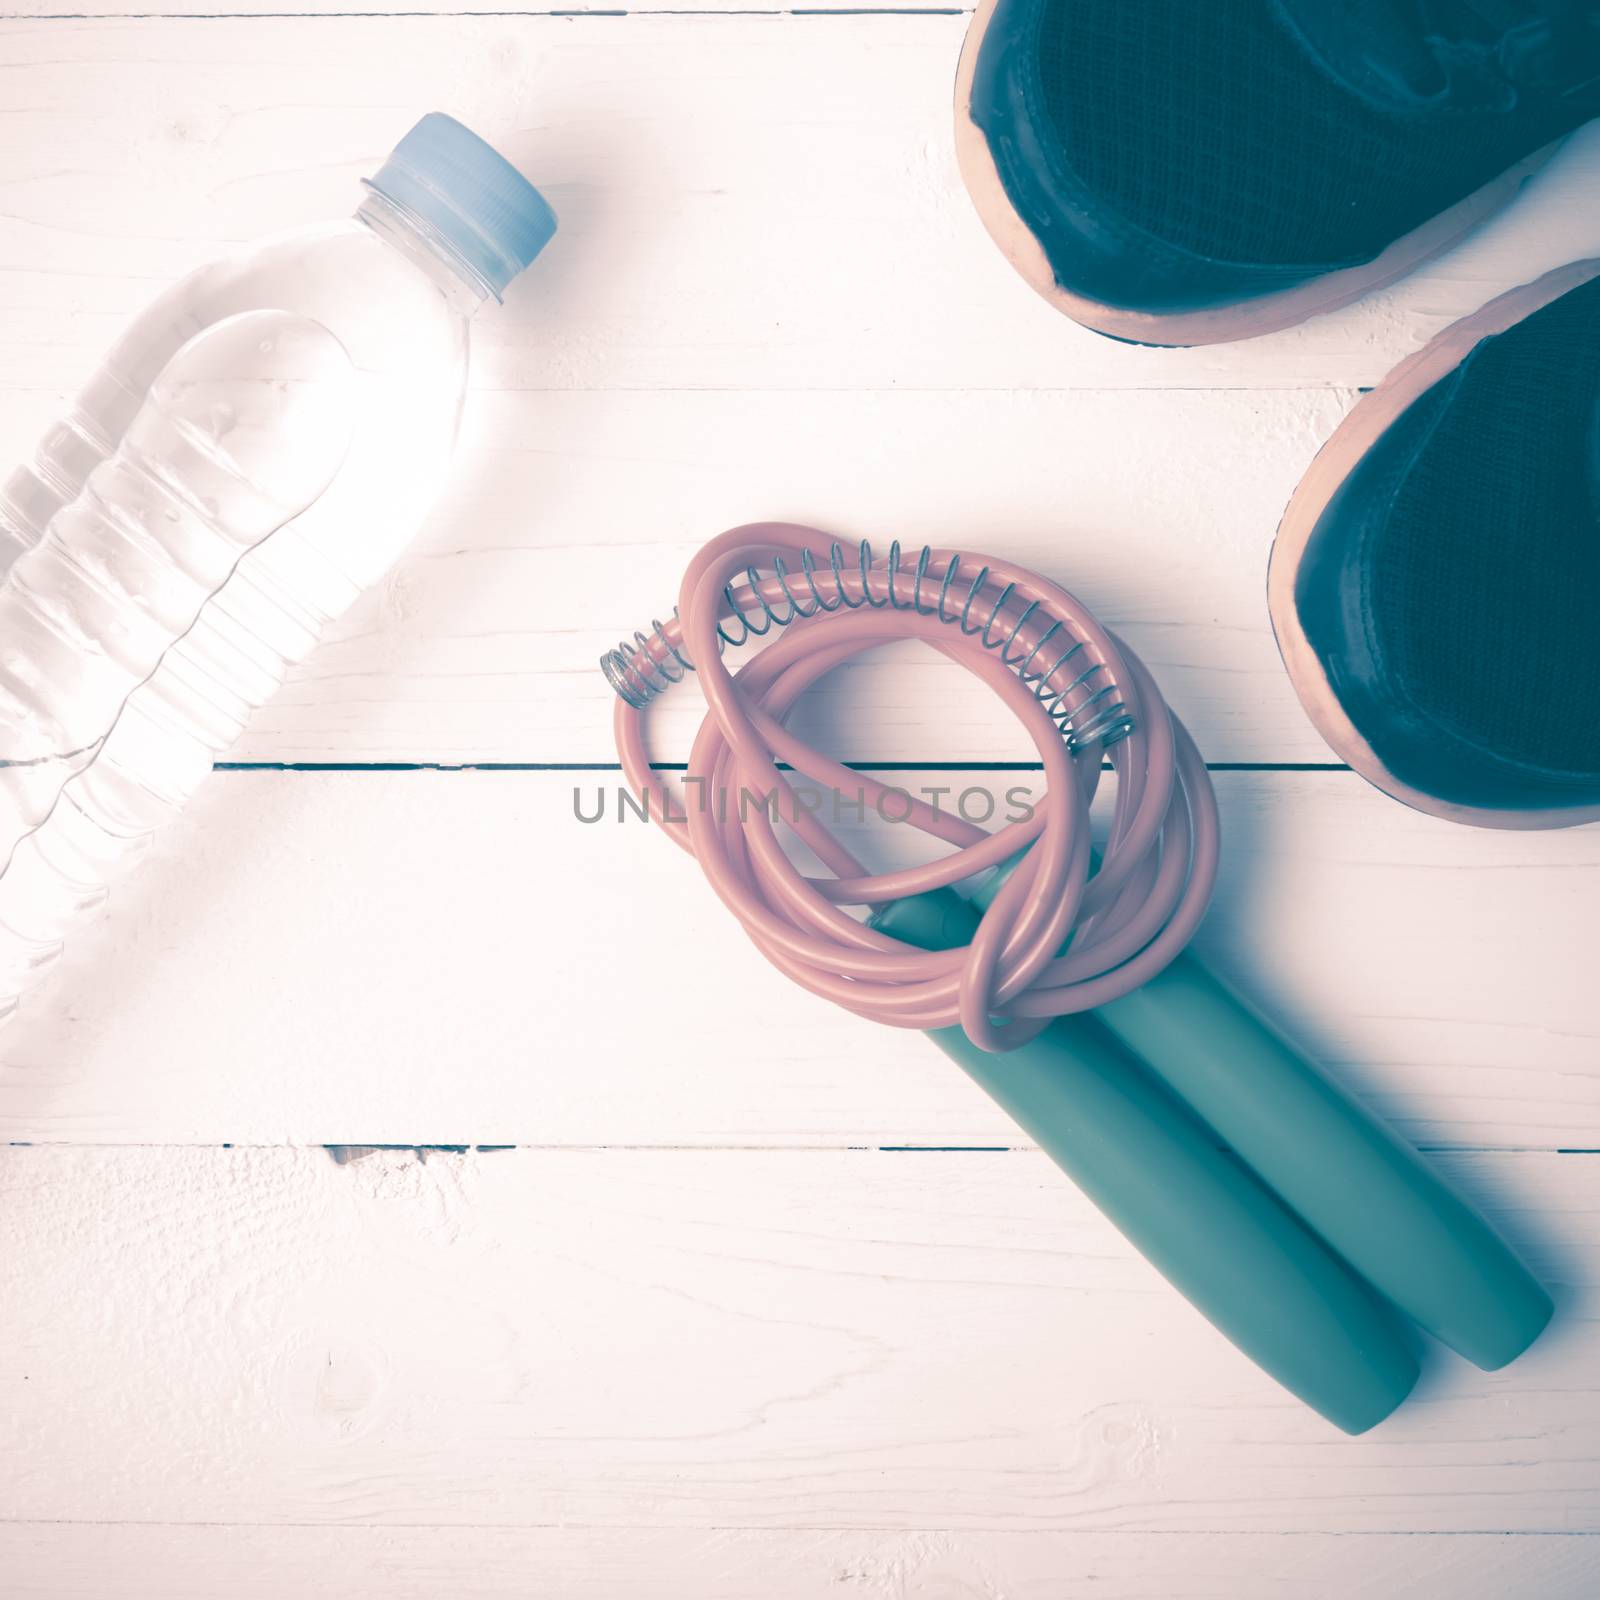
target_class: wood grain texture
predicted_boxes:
[10,384,1361,764]
[2,1526,1596,1600]
[7,17,1600,765]
[5,17,1600,768]
[0,1142,1593,1533]
[1,769,1593,1149]
[3,11,1598,1590]
[1,15,1600,400]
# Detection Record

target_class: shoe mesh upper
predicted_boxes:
[1032,0,1596,267]
[1368,274,1600,777]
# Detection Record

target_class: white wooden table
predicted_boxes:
[2,6,1598,1596]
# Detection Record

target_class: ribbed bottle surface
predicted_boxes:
[0,197,478,1017]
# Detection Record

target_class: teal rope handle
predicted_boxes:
[874,888,1419,1434]
[1095,955,1552,1369]
[961,853,1553,1372]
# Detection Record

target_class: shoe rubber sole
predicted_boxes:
[1267,257,1600,829]
[953,0,1563,347]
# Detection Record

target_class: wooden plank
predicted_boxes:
[0,1141,1592,1532]
[1,1525,1595,1600]
[3,13,1591,1580]
[1,15,1599,399]
[1,770,1593,1149]
[7,16,1599,766]
[5,384,1358,765]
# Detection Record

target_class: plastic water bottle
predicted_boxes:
[0,114,556,1017]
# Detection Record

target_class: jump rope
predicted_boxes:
[605,522,1551,1433]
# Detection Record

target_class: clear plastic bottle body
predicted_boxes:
[2,194,478,591]
[0,193,487,1013]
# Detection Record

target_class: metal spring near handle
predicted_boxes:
[605,523,1219,1052]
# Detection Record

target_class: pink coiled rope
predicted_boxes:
[608,524,1220,1052]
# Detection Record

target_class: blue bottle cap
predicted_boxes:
[366,113,557,299]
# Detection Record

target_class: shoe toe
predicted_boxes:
[1283,278,1600,822]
